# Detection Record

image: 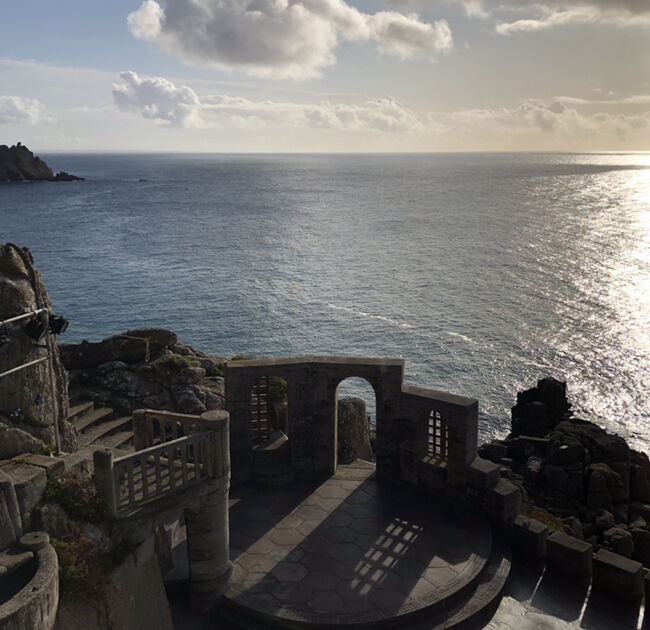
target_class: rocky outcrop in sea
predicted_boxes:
[480,377,650,565]
[0,143,83,182]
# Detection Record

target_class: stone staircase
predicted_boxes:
[65,399,134,452]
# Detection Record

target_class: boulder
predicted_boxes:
[0,424,44,459]
[605,526,634,557]
[337,397,374,465]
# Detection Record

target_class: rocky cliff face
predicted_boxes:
[0,244,74,455]
[0,143,82,182]
[337,397,374,464]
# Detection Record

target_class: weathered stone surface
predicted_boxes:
[0,243,70,449]
[53,536,173,630]
[605,526,634,557]
[547,530,592,578]
[337,397,373,465]
[0,425,44,459]
[0,469,22,548]
[593,548,643,601]
[0,462,47,530]
[508,515,550,559]
[32,503,71,539]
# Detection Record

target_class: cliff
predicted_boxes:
[0,143,83,182]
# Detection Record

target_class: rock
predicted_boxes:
[171,384,206,415]
[203,388,226,412]
[605,526,634,557]
[172,367,205,386]
[58,418,79,453]
[512,401,553,437]
[631,527,650,566]
[59,328,179,369]
[478,441,508,464]
[630,464,650,503]
[0,243,70,446]
[562,516,584,540]
[32,502,71,539]
[337,397,374,465]
[586,463,624,509]
[0,143,83,182]
[0,424,44,458]
[595,510,615,530]
[525,456,544,485]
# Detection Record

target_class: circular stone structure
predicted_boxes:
[225,462,492,628]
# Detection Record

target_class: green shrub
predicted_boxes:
[206,363,225,377]
[268,377,288,404]
[52,527,105,598]
[42,474,106,523]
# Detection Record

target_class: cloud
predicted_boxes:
[113,71,650,148]
[113,71,424,132]
[127,0,452,80]
[429,100,650,145]
[413,0,650,31]
[112,71,202,127]
[0,96,44,124]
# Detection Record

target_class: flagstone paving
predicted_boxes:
[225,461,492,627]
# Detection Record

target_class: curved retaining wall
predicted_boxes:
[0,544,59,630]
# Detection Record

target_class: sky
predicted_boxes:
[0,0,649,152]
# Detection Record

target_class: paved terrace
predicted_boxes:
[222,461,494,628]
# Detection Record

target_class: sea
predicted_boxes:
[1,152,649,452]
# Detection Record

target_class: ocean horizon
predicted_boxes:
[2,151,649,452]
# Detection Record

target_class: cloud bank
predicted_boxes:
[113,71,650,148]
[127,0,452,79]
[0,96,44,125]
[112,71,423,131]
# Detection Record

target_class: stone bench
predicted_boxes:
[547,531,592,579]
[593,548,643,601]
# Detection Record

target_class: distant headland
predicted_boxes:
[0,142,83,182]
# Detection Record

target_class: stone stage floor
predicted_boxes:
[224,461,492,627]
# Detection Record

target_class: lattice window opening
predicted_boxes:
[250,376,271,443]
[427,410,449,460]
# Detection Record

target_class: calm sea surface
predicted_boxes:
[1,153,649,450]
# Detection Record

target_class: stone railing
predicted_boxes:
[94,410,229,519]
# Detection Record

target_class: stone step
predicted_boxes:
[217,538,511,630]
[71,407,114,433]
[96,430,134,451]
[65,401,94,424]
[79,416,132,448]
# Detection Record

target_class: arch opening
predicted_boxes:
[335,377,376,465]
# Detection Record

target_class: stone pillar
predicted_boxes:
[93,450,117,518]
[185,478,232,613]
[224,367,254,483]
[186,410,232,613]
[312,375,337,476]
[447,399,478,489]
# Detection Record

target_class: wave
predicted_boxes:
[327,304,413,329]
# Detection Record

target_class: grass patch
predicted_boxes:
[520,502,567,533]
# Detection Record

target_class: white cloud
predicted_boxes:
[0,96,44,125]
[113,71,650,149]
[112,71,202,127]
[429,100,650,146]
[127,0,452,80]
[113,71,424,132]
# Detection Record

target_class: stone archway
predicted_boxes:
[335,376,376,465]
